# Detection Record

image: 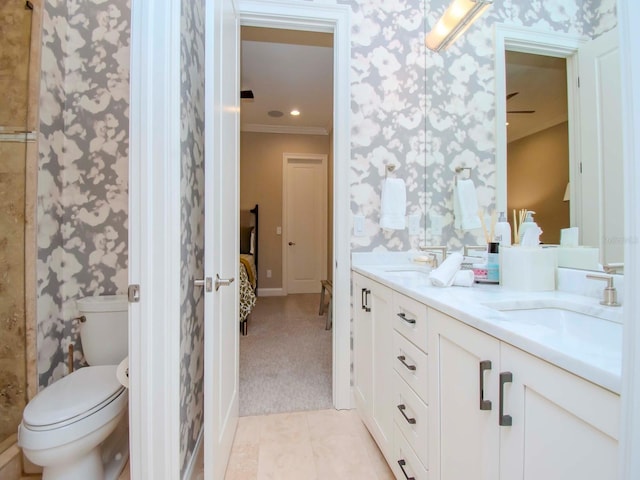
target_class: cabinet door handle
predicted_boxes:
[361,288,367,310]
[364,289,371,312]
[397,459,416,480]
[397,404,417,425]
[396,312,416,324]
[479,360,492,411]
[397,355,417,371]
[499,371,513,426]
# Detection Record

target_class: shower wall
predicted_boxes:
[0,0,36,454]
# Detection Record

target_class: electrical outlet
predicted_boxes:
[408,213,421,235]
[353,215,365,236]
[266,269,272,278]
[276,226,282,235]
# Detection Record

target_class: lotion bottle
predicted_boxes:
[494,211,512,246]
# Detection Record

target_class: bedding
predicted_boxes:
[239,261,256,328]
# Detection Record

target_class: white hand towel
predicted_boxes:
[453,179,481,230]
[380,178,407,230]
[452,269,475,287]
[429,252,463,287]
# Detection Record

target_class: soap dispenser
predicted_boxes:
[518,211,537,245]
[494,211,512,247]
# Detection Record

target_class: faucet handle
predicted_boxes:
[603,263,624,274]
[586,274,620,306]
[419,245,447,263]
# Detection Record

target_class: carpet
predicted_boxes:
[239,293,333,416]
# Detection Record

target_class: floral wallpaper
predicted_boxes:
[179,0,206,476]
[37,0,130,388]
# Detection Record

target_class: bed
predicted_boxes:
[239,204,258,335]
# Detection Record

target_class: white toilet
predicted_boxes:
[18,295,129,480]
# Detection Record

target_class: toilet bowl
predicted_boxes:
[18,295,129,480]
[19,366,129,480]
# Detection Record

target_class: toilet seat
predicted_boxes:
[23,365,124,429]
[19,366,127,452]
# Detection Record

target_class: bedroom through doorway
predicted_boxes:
[238,26,335,416]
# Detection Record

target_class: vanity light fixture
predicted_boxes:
[290,109,300,116]
[425,0,493,52]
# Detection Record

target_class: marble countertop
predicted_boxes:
[352,252,623,394]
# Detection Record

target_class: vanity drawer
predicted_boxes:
[393,292,428,351]
[393,423,429,480]
[393,330,428,400]
[393,373,429,470]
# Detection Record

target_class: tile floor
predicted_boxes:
[193,409,395,480]
[96,409,393,480]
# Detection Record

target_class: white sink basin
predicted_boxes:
[481,299,623,324]
[382,268,431,281]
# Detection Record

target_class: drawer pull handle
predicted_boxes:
[479,360,492,411]
[397,355,417,371]
[397,312,416,324]
[361,288,371,312]
[397,459,416,480]
[397,404,417,425]
[499,371,513,426]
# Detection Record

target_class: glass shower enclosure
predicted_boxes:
[0,0,35,454]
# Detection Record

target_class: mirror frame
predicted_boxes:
[494,25,586,230]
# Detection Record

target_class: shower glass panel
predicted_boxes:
[0,0,33,454]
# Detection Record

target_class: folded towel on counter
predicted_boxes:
[453,179,481,230]
[452,269,474,287]
[429,252,463,287]
[380,178,407,230]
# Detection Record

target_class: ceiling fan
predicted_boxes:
[507,92,535,114]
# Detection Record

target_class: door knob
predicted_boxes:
[214,274,235,291]
[194,277,213,292]
[288,241,296,246]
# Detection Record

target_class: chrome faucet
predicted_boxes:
[586,274,621,306]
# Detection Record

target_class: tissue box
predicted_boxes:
[500,246,557,291]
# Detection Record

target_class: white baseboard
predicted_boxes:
[257,288,285,297]
[184,429,203,480]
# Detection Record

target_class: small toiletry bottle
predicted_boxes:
[486,242,500,283]
[494,211,512,247]
[518,211,536,245]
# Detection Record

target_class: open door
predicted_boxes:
[205,0,240,478]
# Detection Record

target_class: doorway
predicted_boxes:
[238,25,333,416]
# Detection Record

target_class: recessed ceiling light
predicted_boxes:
[268,110,284,118]
[506,122,510,126]
[290,109,300,116]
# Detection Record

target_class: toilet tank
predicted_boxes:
[77,295,128,366]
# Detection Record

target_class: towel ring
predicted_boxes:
[385,164,397,178]
[454,166,472,185]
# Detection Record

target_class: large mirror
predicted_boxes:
[495,24,624,269]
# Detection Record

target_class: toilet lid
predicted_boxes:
[23,365,124,427]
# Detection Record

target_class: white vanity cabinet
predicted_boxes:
[428,308,620,480]
[352,272,394,457]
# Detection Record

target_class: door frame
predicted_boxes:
[494,24,585,224]
[129,0,182,478]
[282,153,328,296]
[238,0,351,409]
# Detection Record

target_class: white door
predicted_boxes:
[283,153,327,294]
[205,0,239,478]
[578,28,623,264]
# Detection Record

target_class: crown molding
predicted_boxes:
[241,123,330,135]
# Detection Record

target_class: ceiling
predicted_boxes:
[505,51,568,143]
[240,29,568,142]
[240,27,334,135]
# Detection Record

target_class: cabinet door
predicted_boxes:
[500,343,620,480]
[370,279,394,454]
[428,309,501,480]
[353,273,373,417]
[352,274,393,456]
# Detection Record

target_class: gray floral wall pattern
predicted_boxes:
[179,0,206,476]
[37,0,130,388]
